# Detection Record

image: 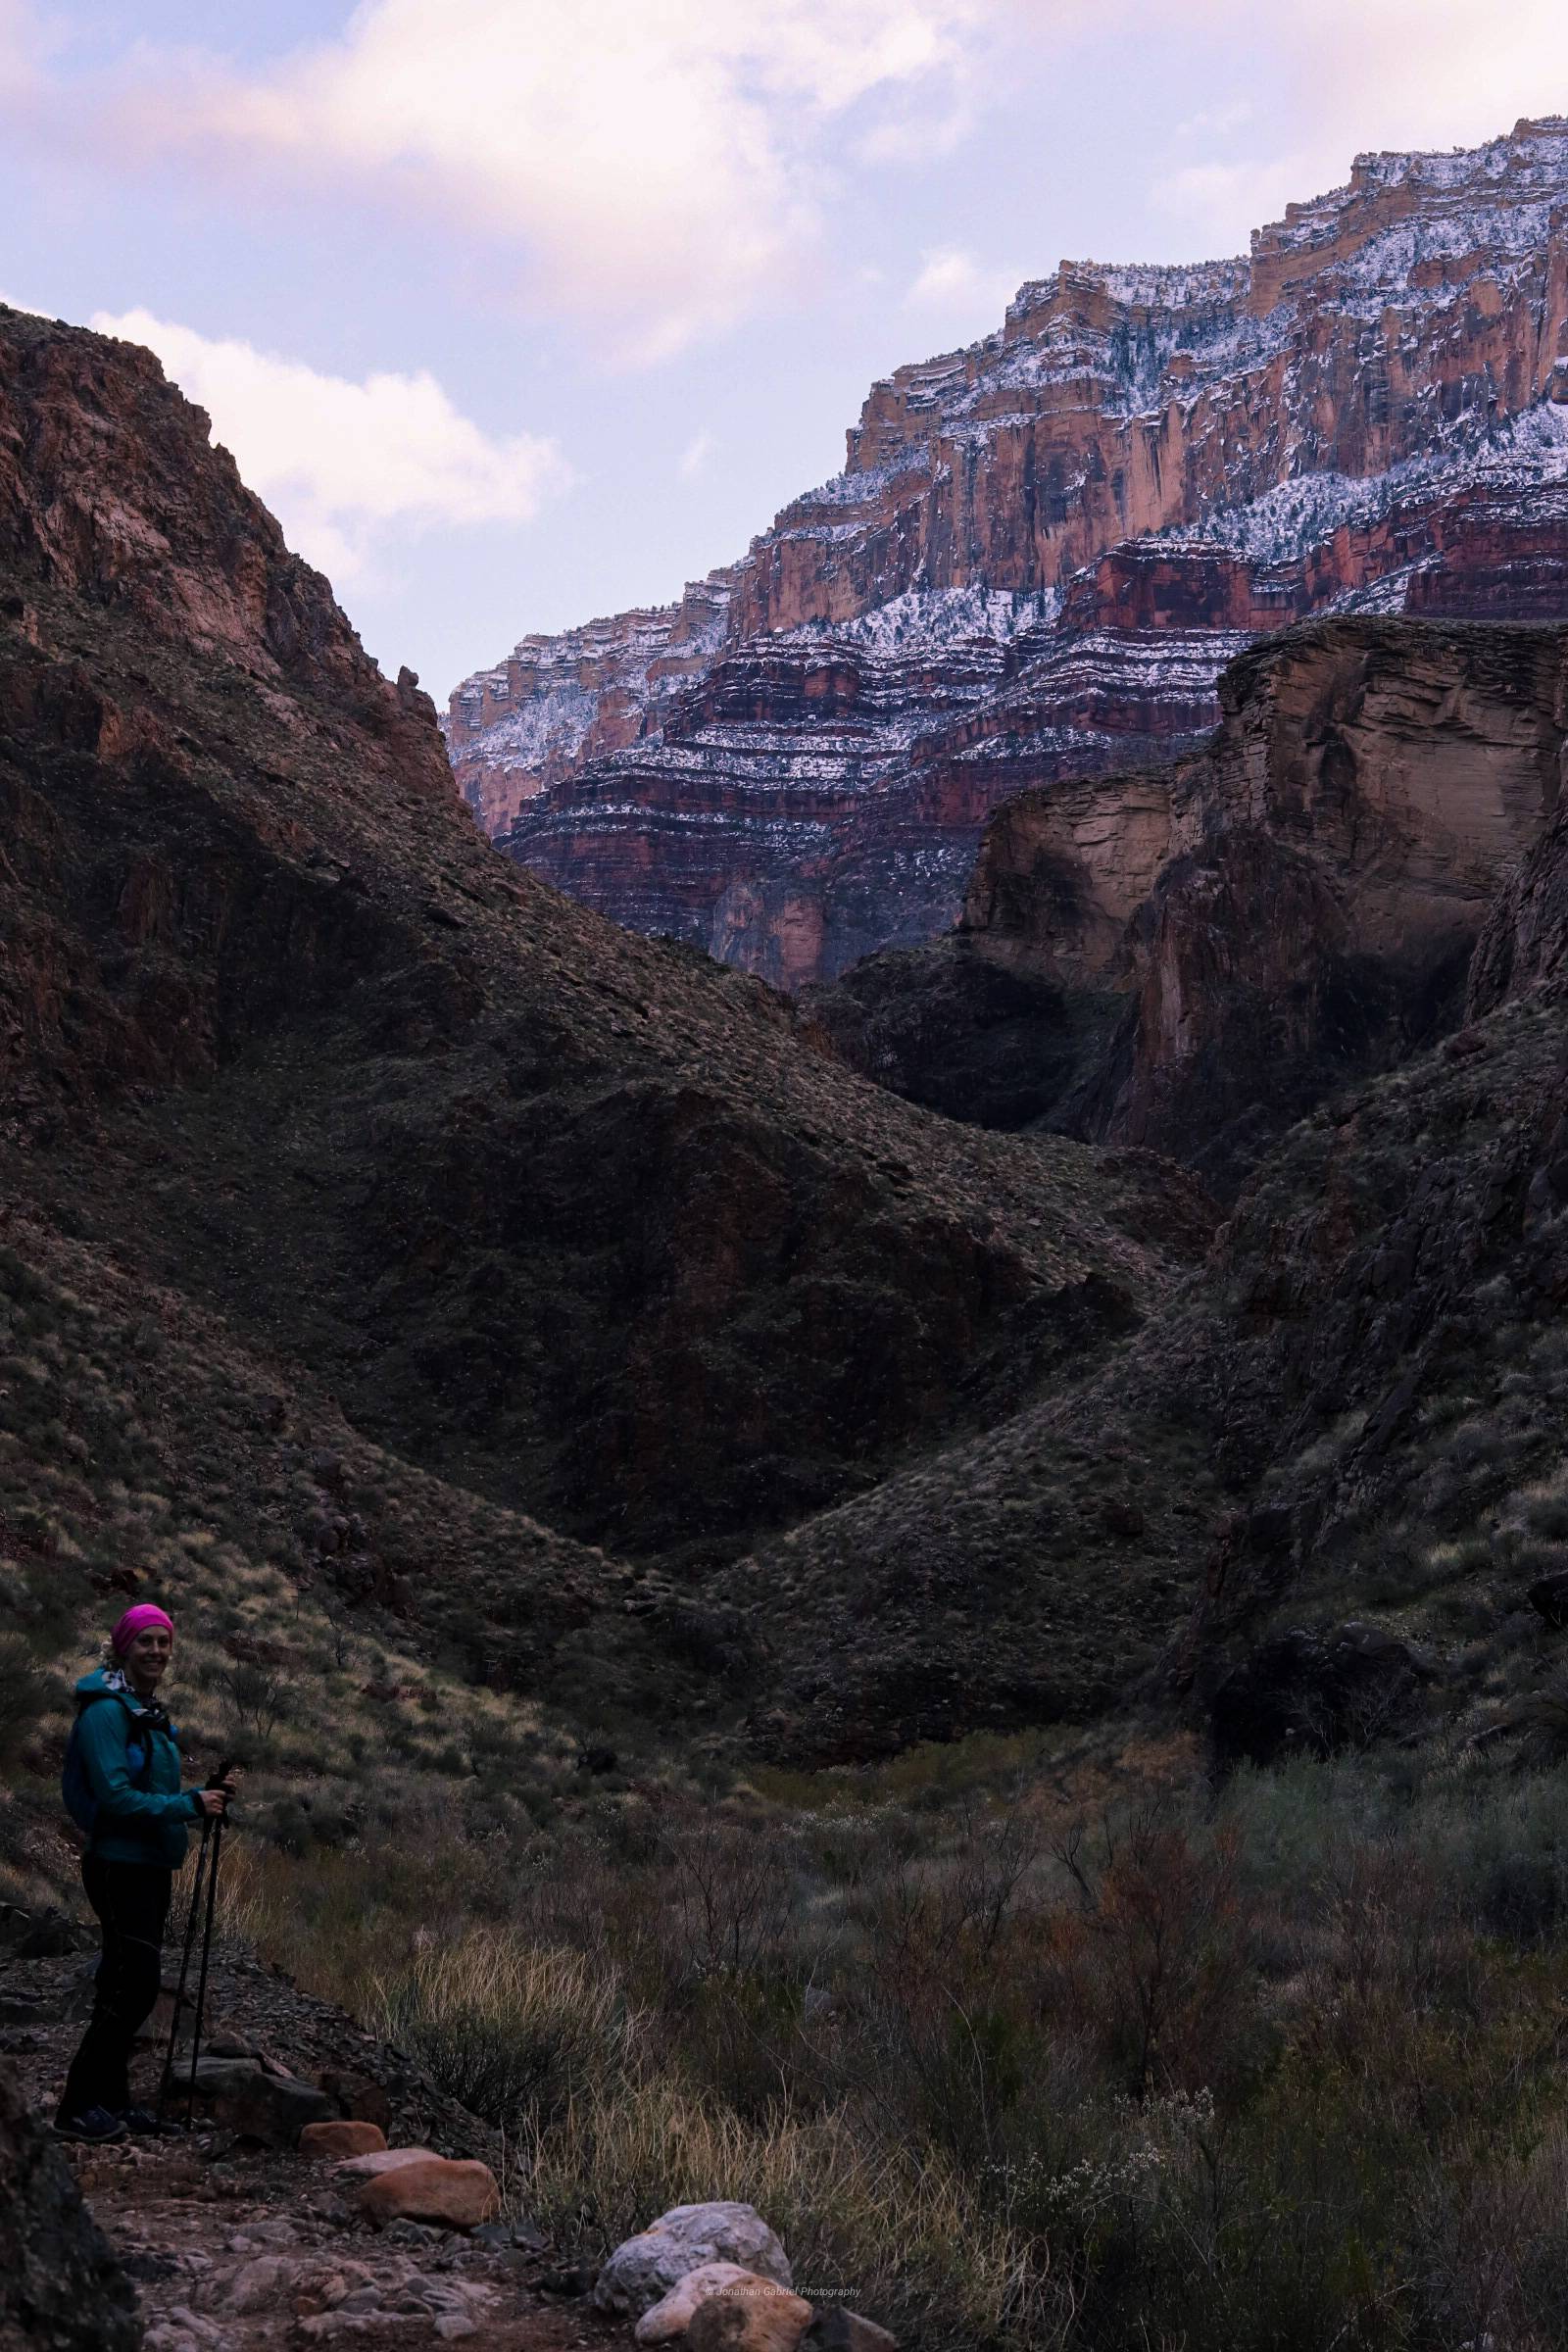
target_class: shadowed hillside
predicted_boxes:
[0,303,1209,1649]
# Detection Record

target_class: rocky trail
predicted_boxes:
[0,1928,625,2352]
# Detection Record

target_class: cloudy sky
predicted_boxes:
[3,1,1566,699]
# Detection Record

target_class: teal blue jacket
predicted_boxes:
[73,1670,202,1868]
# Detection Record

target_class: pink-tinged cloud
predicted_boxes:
[1153,1,1568,249]
[101,0,1015,364]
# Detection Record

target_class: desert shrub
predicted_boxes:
[1046,1804,1256,2098]
[220,1660,289,1739]
[376,1930,636,2134]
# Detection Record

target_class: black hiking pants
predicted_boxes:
[56,1856,172,2122]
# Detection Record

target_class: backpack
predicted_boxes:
[61,1703,154,1838]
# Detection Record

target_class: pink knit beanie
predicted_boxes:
[110,1603,174,1656]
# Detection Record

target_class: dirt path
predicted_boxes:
[2,1940,629,2352]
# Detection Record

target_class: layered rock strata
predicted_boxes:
[809,616,1568,1190]
[449,119,1568,983]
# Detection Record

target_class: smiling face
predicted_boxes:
[123,1624,172,1696]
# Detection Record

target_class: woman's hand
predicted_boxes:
[195,1786,231,1819]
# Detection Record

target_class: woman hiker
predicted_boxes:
[54,1603,232,2143]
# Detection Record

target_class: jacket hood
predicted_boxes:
[74,1667,140,1707]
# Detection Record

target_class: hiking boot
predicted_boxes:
[119,2106,180,2136]
[54,2105,128,2143]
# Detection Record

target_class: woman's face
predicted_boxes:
[124,1625,172,1692]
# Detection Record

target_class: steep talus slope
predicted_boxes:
[0,305,1209,1594]
[450,118,1568,983]
[810,615,1568,1194]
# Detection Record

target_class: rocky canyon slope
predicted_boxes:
[6,270,1568,1784]
[729,774,1568,1761]
[0,301,1207,1645]
[448,118,1568,986]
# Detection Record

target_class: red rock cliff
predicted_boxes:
[450,118,1568,985]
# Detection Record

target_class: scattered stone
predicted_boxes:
[355,2156,501,2231]
[800,2312,900,2351]
[540,2261,598,2297]
[473,2216,548,2252]
[225,2254,293,2314]
[240,2217,300,2248]
[163,2310,226,2348]
[636,2261,769,2341]
[595,2202,793,2318]
[11,1909,93,1960]
[122,2249,182,2281]
[0,1991,56,2024]
[300,2119,387,2159]
[684,2277,815,2352]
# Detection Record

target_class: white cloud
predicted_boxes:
[677,431,715,481]
[108,0,1005,364]
[90,307,571,582]
[904,244,1016,323]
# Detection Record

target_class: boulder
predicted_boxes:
[800,2313,899,2351]
[1206,1622,1432,1767]
[186,2054,334,2145]
[300,2120,387,2159]
[636,2263,766,2342]
[0,2055,140,2350]
[685,2278,814,2352]
[355,2157,501,2231]
[595,2203,792,2319]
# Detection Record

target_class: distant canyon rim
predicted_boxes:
[444,115,1568,991]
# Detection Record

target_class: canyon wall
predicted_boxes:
[808,615,1568,1193]
[447,119,1568,985]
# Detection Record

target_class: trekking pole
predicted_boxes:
[155,1817,213,2128]
[184,1810,223,2132]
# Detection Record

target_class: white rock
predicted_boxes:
[433,2321,478,2344]
[332,2145,440,2178]
[595,2203,792,2318]
[636,2261,762,2342]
